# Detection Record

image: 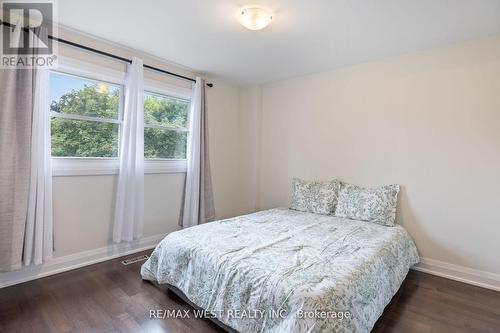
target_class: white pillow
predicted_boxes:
[335,183,400,226]
[290,178,342,215]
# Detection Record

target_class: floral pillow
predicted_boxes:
[335,183,400,226]
[290,178,342,215]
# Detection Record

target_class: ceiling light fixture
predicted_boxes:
[239,7,273,30]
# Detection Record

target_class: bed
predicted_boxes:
[141,208,419,333]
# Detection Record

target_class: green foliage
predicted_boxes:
[144,128,187,159]
[51,84,119,119]
[51,85,189,159]
[51,85,119,157]
[144,93,189,128]
[51,119,119,157]
[143,93,189,159]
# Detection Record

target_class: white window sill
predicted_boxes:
[52,158,187,177]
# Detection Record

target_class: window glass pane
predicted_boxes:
[51,118,119,157]
[144,92,189,128]
[50,72,120,119]
[144,128,187,159]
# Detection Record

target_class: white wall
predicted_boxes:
[240,35,500,278]
[52,174,185,257]
[237,85,262,214]
[206,79,244,219]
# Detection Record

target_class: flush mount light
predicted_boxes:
[239,7,273,30]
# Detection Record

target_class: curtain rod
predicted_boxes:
[0,21,213,87]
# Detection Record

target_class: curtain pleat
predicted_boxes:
[180,78,215,228]
[0,26,54,271]
[0,26,33,271]
[113,57,144,242]
[23,27,53,265]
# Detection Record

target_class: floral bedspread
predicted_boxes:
[141,208,419,333]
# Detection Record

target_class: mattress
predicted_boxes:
[141,208,419,333]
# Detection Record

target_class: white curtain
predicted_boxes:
[113,57,144,242]
[181,77,215,228]
[24,51,53,265]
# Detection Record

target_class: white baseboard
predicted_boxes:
[0,233,166,289]
[413,257,500,292]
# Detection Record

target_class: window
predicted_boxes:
[50,71,122,158]
[49,60,191,176]
[144,92,190,159]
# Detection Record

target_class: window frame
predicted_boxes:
[143,88,191,161]
[51,57,191,176]
[49,69,124,160]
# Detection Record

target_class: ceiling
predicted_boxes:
[58,0,500,85]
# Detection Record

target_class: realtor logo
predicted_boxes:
[1,1,56,68]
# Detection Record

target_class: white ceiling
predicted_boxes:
[58,0,500,85]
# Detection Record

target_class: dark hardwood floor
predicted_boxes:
[1,250,499,333]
